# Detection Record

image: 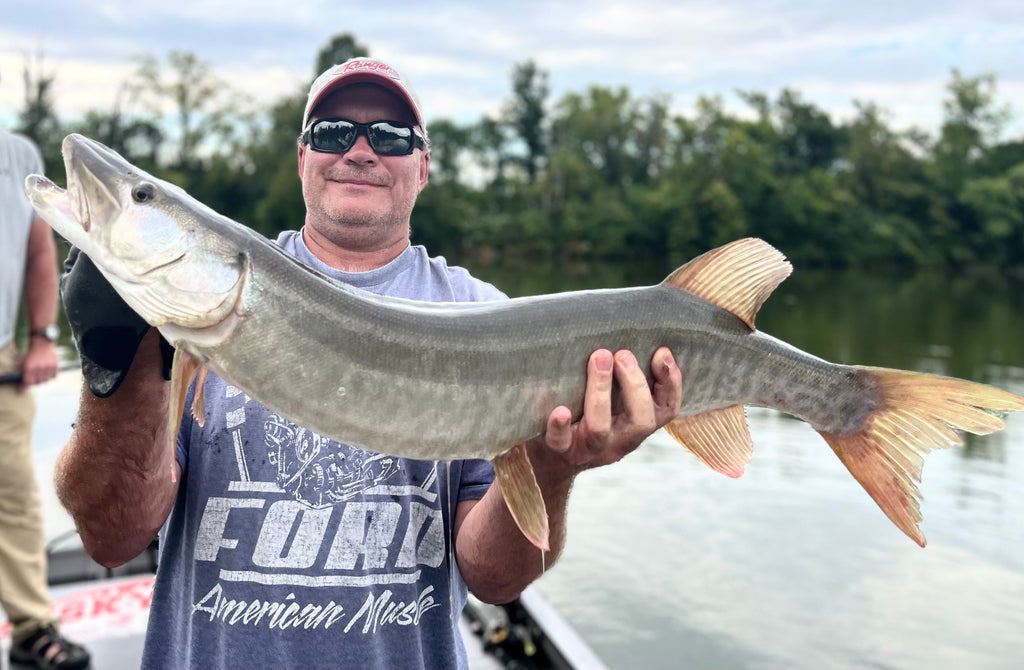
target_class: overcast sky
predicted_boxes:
[2,0,1022,139]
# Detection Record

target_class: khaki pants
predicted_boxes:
[0,342,52,642]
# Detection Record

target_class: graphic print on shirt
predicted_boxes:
[266,416,403,507]
[189,382,449,634]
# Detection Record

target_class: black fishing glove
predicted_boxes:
[61,246,175,397]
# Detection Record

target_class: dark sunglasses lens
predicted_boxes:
[308,120,418,155]
[312,121,357,153]
[367,122,414,155]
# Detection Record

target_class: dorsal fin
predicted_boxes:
[662,238,792,330]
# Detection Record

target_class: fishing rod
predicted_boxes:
[0,362,81,385]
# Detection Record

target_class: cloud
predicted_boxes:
[2,0,1022,136]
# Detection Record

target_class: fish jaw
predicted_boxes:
[25,133,248,339]
[24,175,88,247]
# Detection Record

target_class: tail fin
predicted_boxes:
[819,367,1024,546]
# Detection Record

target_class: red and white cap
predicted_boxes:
[302,58,426,134]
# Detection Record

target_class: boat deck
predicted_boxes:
[2,580,504,670]
[1,535,604,670]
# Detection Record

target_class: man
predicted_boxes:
[55,58,682,669]
[0,72,90,670]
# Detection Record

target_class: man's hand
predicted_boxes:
[532,346,682,471]
[457,346,682,603]
[61,247,174,397]
[18,338,59,392]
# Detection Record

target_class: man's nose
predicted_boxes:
[343,134,377,163]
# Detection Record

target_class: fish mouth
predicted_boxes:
[23,174,84,236]
[26,134,144,238]
[62,133,127,233]
[25,174,69,209]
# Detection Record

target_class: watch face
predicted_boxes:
[36,324,60,341]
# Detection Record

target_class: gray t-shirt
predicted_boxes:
[142,231,505,669]
[0,130,44,348]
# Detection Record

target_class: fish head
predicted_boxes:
[25,133,246,336]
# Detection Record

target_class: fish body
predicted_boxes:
[167,241,875,462]
[26,134,1024,549]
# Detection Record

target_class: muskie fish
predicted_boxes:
[26,134,1024,551]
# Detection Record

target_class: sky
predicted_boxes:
[2,0,1023,139]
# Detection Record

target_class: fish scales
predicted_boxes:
[196,236,877,459]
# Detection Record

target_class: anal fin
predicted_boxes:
[493,443,550,551]
[664,405,753,478]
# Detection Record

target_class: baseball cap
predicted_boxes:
[302,58,426,136]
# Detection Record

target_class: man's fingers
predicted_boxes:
[543,406,573,453]
[580,350,615,450]
[612,349,658,443]
[542,347,683,470]
[651,347,683,426]
[20,352,59,388]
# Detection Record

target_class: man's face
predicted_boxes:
[298,83,429,252]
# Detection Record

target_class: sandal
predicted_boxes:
[9,624,90,670]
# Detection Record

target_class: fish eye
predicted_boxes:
[132,182,157,203]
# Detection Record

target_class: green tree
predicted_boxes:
[632,95,672,185]
[837,101,935,265]
[127,50,247,170]
[933,69,1011,192]
[773,88,845,175]
[959,163,1024,265]
[930,69,1013,264]
[505,60,549,183]
[425,118,472,184]
[469,116,514,185]
[248,96,306,236]
[314,33,370,75]
[550,85,644,192]
[74,85,164,169]
[14,54,64,179]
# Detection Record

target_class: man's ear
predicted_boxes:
[297,143,307,178]
[418,150,430,193]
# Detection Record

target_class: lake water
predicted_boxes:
[27,264,1024,670]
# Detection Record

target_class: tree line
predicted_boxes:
[13,33,1024,270]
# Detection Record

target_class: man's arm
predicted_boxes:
[19,218,59,390]
[54,329,180,567]
[456,346,682,604]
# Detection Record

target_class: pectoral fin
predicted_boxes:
[191,366,209,426]
[664,405,753,478]
[493,444,550,551]
[169,349,207,481]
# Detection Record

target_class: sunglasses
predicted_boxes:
[302,118,427,156]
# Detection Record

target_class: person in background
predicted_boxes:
[55,58,683,670]
[0,71,90,670]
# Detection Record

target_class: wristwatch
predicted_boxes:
[30,324,60,342]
